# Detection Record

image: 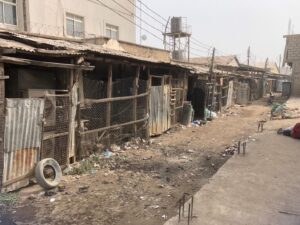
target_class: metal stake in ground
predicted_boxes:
[191,196,194,220]
[188,203,191,225]
[238,141,241,154]
[243,142,247,155]
[178,199,181,222]
[182,195,186,217]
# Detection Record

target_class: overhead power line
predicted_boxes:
[110,0,164,34]
[126,0,166,27]
[93,0,164,42]
[134,0,168,23]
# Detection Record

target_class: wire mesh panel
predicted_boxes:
[41,95,70,166]
[80,77,149,156]
[83,76,107,99]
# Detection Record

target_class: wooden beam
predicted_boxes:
[84,92,149,104]
[145,67,151,139]
[80,117,149,136]
[0,56,95,71]
[106,64,113,142]
[0,63,5,189]
[133,66,140,136]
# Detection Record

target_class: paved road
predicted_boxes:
[164,131,300,225]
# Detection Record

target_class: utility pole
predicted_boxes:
[264,57,269,71]
[288,18,292,35]
[163,17,171,50]
[279,54,282,73]
[209,47,216,81]
[247,46,251,68]
[209,47,216,116]
[263,57,269,96]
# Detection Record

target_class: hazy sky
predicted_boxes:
[139,0,300,64]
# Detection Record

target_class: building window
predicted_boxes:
[66,13,84,37]
[106,24,119,40]
[0,0,17,25]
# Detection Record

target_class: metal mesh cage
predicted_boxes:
[41,95,70,166]
[79,77,148,156]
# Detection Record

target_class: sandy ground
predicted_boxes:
[164,102,300,225]
[1,97,297,225]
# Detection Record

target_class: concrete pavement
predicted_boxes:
[164,131,300,225]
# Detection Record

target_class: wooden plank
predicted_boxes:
[106,64,113,128]
[80,117,149,135]
[84,92,149,104]
[0,56,95,71]
[106,64,112,145]
[145,68,151,139]
[0,63,5,189]
[133,66,140,136]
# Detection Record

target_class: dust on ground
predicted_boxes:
[1,98,288,225]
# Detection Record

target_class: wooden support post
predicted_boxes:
[67,67,74,165]
[106,64,113,145]
[0,63,5,189]
[133,66,140,137]
[75,69,82,160]
[145,67,151,139]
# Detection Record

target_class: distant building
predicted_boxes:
[0,0,136,42]
[284,34,300,96]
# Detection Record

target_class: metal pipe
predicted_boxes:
[238,141,241,154]
[188,203,191,225]
[182,195,185,217]
[243,142,247,155]
[191,196,194,220]
[179,199,181,222]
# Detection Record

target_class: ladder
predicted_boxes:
[170,89,177,124]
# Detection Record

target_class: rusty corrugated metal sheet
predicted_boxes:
[2,99,44,192]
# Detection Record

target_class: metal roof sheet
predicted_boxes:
[0,31,207,73]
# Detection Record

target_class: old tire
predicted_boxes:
[35,158,62,189]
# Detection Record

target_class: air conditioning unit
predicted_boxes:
[25,89,56,127]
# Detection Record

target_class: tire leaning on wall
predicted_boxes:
[35,158,62,189]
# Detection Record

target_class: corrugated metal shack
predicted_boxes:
[0,31,191,192]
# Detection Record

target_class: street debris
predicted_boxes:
[2,100,279,225]
[78,186,90,194]
[205,108,218,120]
[271,103,300,119]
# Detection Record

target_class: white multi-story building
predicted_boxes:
[0,0,136,42]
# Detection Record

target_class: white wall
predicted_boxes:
[0,0,136,43]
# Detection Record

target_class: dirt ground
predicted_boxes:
[0,98,290,225]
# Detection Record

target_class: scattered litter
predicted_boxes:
[206,155,212,160]
[205,108,218,120]
[162,214,167,220]
[57,184,66,192]
[271,103,300,119]
[50,198,56,203]
[78,185,90,193]
[110,144,121,152]
[143,156,153,160]
[186,149,195,154]
[28,194,37,200]
[44,190,57,197]
[103,149,113,159]
[179,155,188,160]
[150,205,160,209]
